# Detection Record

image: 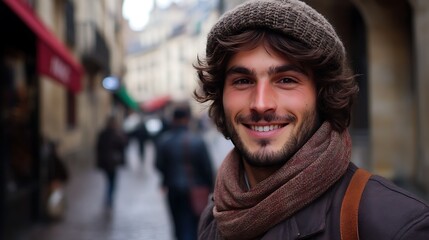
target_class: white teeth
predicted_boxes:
[251,125,281,132]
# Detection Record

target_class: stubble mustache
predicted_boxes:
[236,111,297,124]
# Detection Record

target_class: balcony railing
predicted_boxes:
[76,21,110,76]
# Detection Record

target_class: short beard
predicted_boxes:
[226,110,320,168]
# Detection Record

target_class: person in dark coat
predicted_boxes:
[45,141,69,186]
[123,109,148,163]
[96,115,127,208]
[156,104,214,240]
[193,0,429,239]
[42,140,69,220]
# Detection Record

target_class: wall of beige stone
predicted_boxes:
[37,1,83,156]
[35,0,124,164]
[410,0,429,191]
[352,0,416,179]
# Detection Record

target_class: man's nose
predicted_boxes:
[250,81,277,113]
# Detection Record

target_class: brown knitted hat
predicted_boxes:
[206,0,345,65]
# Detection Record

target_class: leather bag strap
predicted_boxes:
[340,168,371,240]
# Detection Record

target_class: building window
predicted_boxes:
[65,0,76,47]
[66,90,76,129]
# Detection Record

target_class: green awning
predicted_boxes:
[115,85,139,110]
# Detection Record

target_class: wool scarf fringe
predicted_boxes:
[213,122,351,239]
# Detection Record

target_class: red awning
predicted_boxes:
[140,95,171,112]
[4,0,83,93]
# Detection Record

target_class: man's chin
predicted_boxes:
[241,148,289,168]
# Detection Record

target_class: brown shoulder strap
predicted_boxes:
[340,168,372,240]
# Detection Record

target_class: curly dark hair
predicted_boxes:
[194,30,358,137]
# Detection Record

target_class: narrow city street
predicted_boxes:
[21,128,233,240]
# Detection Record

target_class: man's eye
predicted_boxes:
[233,78,251,85]
[279,77,297,84]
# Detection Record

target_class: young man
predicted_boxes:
[194,0,429,239]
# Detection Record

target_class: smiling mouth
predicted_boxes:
[248,124,286,132]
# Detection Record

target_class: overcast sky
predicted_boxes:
[123,0,181,30]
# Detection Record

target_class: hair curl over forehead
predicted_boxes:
[194,30,358,137]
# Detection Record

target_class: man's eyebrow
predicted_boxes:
[225,66,255,76]
[268,64,306,75]
[226,65,306,77]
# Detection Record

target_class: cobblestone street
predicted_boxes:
[21,129,233,240]
[22,141,174,240]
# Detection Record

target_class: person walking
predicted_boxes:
[156,104,214,240]
[43,140,69,220]
[193,0,429,239]
[123,109,148,163]
[96,115,127,209]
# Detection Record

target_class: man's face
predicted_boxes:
[223,44,319,167]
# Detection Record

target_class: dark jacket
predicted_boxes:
[96,127,127,173]
[156,126,214,191]
[198,163,429,239]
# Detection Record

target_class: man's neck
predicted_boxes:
[242,160,280,189]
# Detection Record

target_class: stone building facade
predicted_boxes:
[124,0,219,115]
[0,0,125,238]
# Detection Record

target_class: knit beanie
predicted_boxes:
[206,0,345,66]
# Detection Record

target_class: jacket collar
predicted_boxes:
[293,186,335,239]
[262,178,340,239]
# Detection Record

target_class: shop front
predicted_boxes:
[0,0,83,238]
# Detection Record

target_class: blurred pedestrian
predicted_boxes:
[123,109,148,163]
[156,104,214,240]
[135,121,148,162]
[96,115,127,209]
[193,0,429,239]
[42,139,69,220]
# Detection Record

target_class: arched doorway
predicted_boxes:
[352,0,416,181]
[307,0,417,184]
[305,0,370,168]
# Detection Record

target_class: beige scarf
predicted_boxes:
[213,122,351,239]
